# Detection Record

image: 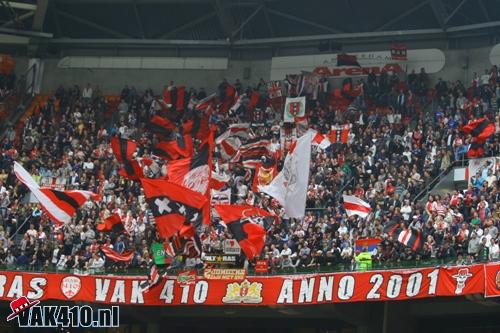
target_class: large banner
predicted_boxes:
[484,263,500,298]
[0,264,495,306]
[270,48,445,80]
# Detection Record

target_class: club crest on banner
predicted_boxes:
[222,279,263,304]
[452,268,473,294]
[183,165,209,194]
[496,270,500,290]
[60,276,82,299]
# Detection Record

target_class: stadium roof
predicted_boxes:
[1,0,500,52]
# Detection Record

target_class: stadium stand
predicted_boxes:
[0,63,498,277]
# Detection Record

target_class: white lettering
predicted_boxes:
[159,280,174,303]
[338,276,354,300]
[387,275,403,299]
[406,273,423,297]
[180,285,190,304]
[95,279,111,302]
[0,275,7,297]
[317,276,333,302]
[367,274,384,299]
[27,278,47,299]
[130,281,144,304]
[277,280,294,304]
[427,269,439,295]
[298,278,315,303]
[110,280,126,303]
[193,281,208,304]
[7,275,23,299]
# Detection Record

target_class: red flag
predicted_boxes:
[97,213,126,233]
[214,204,277,228]
[148,115,177,137]
[182,112,210,141]
[111,137,139,179]
[140,178,208,238]
[167,131,213,196]
[462,118,495,141]
[249,91,261,110]
[163,86,186,112]
[100,246,134,262]
[252,162,277,192]
[213,206,268,261]
[153,135,193,161]
[220,85,237,113]
[38,189,100,224]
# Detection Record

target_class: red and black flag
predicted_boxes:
[337,53,361,67]
[100,246,135,262]
[383,219,402,238]
[462,117,496,158]
[220,84,237,113]
[148,115,177,137]
[111,136,139,179]
[231,137,271,169]
[397,227,423,252]
[182,112,210,142]
[140,262,162,293]
[154,135,194,161]
[163,86,186,112]
[38,189,100,224]
[13,162,100,225]
[462,117,496,140]
[248,91,261,111]
[166,131,213,196]
[140,178,208,239]
[97,213,126,233]
[214,205,270,260]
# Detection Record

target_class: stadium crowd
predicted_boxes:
[0,64,498,274]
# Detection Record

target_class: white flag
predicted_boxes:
[259,130,314,218]
[342,195,372,218]
[283,96,306,123]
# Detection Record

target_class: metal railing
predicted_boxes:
[0,258,492,277]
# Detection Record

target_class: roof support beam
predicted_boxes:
[262,5,274,37]
[49,1,62,37]
[375,1,430,31]
[444,0,468,25]
[1,1,37,11]
[32,0,49,31]
[215,0,238,39]
[429,0,447,29]
[157,11,217,39]
[132,0,145,38]
[2,11,34,27]
[231,4,262,39]
[478,0,490,21]
[56,9,130,38]
[267,8,342,33]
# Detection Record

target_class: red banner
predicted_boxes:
[484,262,500,298]
[0,264,491,306]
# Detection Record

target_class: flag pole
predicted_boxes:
[9,215,31,241]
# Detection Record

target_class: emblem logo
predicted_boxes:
[222,279,263,304]
[452,268,472,294]
[183,165,209,194]
[60,276,81,299]
[495,270,500,290]
[288,102,302,117]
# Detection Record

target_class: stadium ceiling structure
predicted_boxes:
[1,0,500,51]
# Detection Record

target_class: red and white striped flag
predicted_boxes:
[342,195,371,218]
[312,131,331,150]
[14,162,100,225]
